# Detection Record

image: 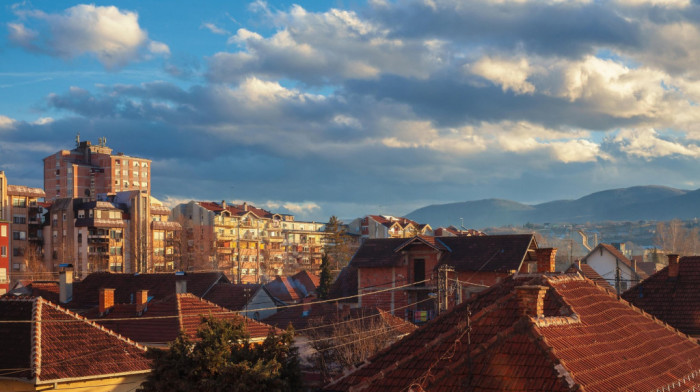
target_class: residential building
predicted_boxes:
[42,192,180,276]
[0,296,151,392]
[324,273,700,392]
[348,215,433,241]
[0,220,8,294]
[566,260,614,291]
[433,225,485,237]
[581,242,645,294]
[203,282,279,320]
[171,200,330,283]
[0,171,46,276]
[622,254,700,337]
[83,290,278,347]
[43,136,151,201]
[328,235,544,321]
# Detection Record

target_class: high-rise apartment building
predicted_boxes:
[43,136,151,201]
[0,171,46,275]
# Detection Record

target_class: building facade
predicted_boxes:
[0,220,8,294]
[43,136,151,201]
[348,215,433,241]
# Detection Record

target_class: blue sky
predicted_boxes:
[2,0,700,223]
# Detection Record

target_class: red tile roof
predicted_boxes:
[203,283,264,311]
[291,270,320,296]
[0,297,150,384]
[566,262,614,291]
[325,273,700,392]
[83,293,279,344]
[622,256,700,336]
[6,184,45,198]
[265,276,305,303]
[8,281,61,303]
[71,271,227,309]
[264,302,417,337]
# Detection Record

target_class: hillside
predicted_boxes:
[405,186,700,229]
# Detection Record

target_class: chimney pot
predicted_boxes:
[59,266,74,303]
[99,288,115,315]
[136,290,148,314]
[536,248,558,273]
[515,285,548,317]
[668,254,680,278]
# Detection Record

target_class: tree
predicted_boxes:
[323,216,355,271]
[655,219,700,256]
[318,254,333,300]
[138,317,302,392]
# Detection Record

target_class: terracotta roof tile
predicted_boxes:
[71,271,227,309]
[0,297,150,383]
[291,270,320,295]
[566,262,614,291]
[622,256,700,336]
[325,274,700,392]
[84,293,279,344]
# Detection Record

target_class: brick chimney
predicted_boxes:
[536,248,557,273]
[515,285,548,317]
[136,290,148,314]
[221,200,226,209]
[631,259,637,273]
[99,288,115,315]
[59,265,73,304]
[668,254,680,278]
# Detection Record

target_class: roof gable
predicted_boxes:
[203,283,264,311]
[0,297,150,384]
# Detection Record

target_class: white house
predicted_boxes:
[581,243,644,294]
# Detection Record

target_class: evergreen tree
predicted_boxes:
[138,318,302,392]
[318,254,333,300]
[323,215,354,270]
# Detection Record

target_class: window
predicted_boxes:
[154,231,164,240]
[12,231,26,240]
[115,169,120,175]
[12,198,26,207]
[141,171,147,178]
[53,231,57,239]
[13,248,24,257]
[114,180,120,185]
[154,248,164,256]
[62,213,66,221]
[0,226,5,237]
[13,215,26,224]
[133,161,139,167]
[142,162,148,168]
[115,159,120,166]
[78,210,85,219]
[0,268,6,283]
[78,232,82,243]
[0,247,6,257]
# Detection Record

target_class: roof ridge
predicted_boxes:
[32,297,42,382]
[39,298,148,351]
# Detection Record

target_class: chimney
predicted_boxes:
[99,288,115,315]
[536,248,557,273]
[243,202,248,211]
[175,279,187,294]
[136,290,148,314]
[221,200,226,209]
[631,259,637,273]
[59,265,74,303]
[515,285,548,318]
[668,254,680,278]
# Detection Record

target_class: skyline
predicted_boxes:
[2,0,700,222]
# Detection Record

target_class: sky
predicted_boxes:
[1,0,700,224]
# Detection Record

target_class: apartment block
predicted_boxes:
[43,136,151,200]
[0,171,46,276]
[0,220,8,294]
[172,201,330,283]
[43,192,180,278]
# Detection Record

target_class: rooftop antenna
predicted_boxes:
[75,132,80,147]
[460,217,467,230]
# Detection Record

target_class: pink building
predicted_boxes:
[43,136,151,201]
[0,220,8,294]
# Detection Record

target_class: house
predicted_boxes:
[622,254,700,337]
[203,282,279,320]
[433,225,485,237]
[0,296,151,392]
[265,275,307,304]
[581,243,645,294]
[328,234,545,321]
[348,215,433,241]
[324,273,700,391]
[82,288,279,347]
[292,270,320,296]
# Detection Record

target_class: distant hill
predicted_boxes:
[405,186,700,229]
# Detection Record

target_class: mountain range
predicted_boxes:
[405,186,700,229]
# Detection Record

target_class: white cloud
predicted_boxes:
[8,4,168,69]
[470,57,535,94]
[282,201,321,214]
[0,115,16,130]
[615,0,690,7]
[201,22,229,35]
[614,128,700,159]
[32,117,54,125]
